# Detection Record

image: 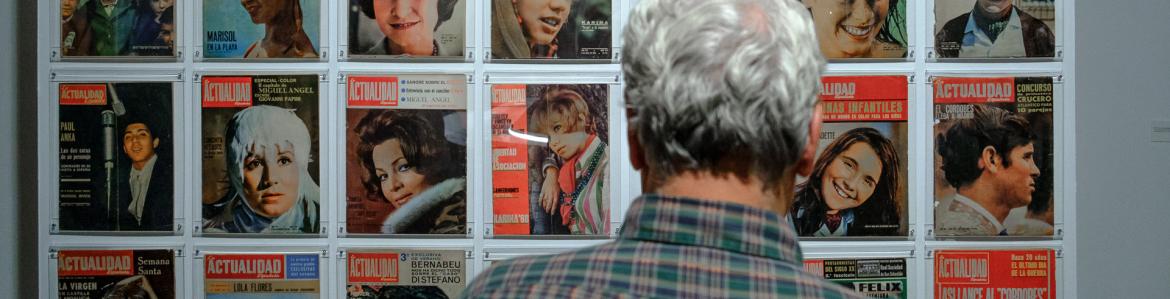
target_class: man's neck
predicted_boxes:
[956,179,1011,223]
[132,154,156,171]
[653,171,793,215]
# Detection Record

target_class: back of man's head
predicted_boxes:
[622,0,825,193]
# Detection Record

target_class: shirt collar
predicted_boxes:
[619,194,803,263]
[964,7,1022,34]
[130,154,158,178]
[952,193,1005,233]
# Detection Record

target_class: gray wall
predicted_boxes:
[1,0,38,298]
[1076,0,1170,297]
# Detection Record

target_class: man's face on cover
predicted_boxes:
[975,0,1012,18]
[160,23,175,47]
[62,0,77,19]
[122,123,159,165]
[993,142,1039,208]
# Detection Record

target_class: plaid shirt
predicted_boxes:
[462,195,865,298]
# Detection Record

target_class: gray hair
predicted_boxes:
[622,0,825,191]
[225,105,315,196]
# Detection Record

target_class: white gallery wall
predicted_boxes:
[0,0,1167,297]
[1074,0,1170,297]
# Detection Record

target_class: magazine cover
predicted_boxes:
[204,253,320,299]
[200,74,321,234]
[202,0,321,59]
[60,0,178,57]
[804,0,907,59]
[791,76,908,237]
[347,0,466,58]
[490,0,611,60]
[804,258,907,298]
[58,82,174,232]
[934,249,1056,299]
[345,74,468,235]
[491,84,610,236]
[933,76,1055,237]
[346,250,466,298]
[934,0,1057,58]
[57,249,177,299]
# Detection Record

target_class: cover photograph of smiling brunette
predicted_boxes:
[347,0,467,58]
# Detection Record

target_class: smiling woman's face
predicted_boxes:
[515,0,571,46]
[805,0,889,58]
[372,138,432,209]
[241,141,301,218]
[820,142,883,213]
[375,0,439,55]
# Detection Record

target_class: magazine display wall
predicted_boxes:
[36,0,1077,298]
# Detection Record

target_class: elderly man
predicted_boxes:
[462,0,863,297]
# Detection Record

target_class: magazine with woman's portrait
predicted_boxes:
[490,0,612,60]
[791,75,909,238]
[344,74,468,235]
[200,74,321,234]
[202,0,321,59]
[491,83,610,236]
[347,0,467,59]
[803,0,908,60]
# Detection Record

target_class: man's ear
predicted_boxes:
[152,137,160,149]
[626,107,646,171]
[796,104,823,177]
[980,145,999,173]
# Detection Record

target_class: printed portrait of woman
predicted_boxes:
[354,0,461,56]
[240,0,318,58]
[526,85,609,235]
[203,105,320,233]
[491,0,572,59]
[353,110,467,234]
[791,127,903,237]
[804,0,907,59]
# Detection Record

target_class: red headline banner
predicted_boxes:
[57,250,134,276]
[491,84,531,235]
[820,76,908,101]
[202,77,253,108]
[59,84,108,106]
[821,99,907,122]
[935,249,1056,299]
[932,77,1016,104]
[347,253,400,283]
[347,76,399,107]
[204,254,285,280]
